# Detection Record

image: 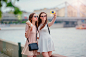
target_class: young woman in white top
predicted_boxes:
[37,12,56,57]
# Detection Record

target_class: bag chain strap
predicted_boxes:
[27,27,37,42]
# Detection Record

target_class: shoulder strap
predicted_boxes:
[47,24,50,34]
[27,28,37,42]
[36,28,37,41]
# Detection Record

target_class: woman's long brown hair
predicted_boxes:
[38,12,47,30]
[29,13,38,29]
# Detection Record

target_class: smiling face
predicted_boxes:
[32,14,38,22]
[40,13,47,22]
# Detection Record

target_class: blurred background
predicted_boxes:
[0,0,86,57]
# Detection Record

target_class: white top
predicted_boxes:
[37,24,55,53]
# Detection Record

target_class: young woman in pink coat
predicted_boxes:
[21,13,39,57]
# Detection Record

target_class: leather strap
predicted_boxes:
[47,24,50,34]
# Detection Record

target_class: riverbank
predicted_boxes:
[9,24,64,28]
[0,23,65,28]
[0,24,75,30]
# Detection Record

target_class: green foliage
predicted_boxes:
[22,21,26,23]
[0,1,2,7]
[0,10,2,18]
[0,10,2,20]
[14,7,22,15]
[6,2,14,7]
[0,0,22,20]
[1,51,3,53]
[3,0,7,3]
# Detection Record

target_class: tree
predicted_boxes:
[0,0,22,21]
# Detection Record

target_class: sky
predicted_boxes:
[1,0,86,12]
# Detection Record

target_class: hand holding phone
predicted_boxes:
[50,11,55,14]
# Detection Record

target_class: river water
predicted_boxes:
[0,27,86,57]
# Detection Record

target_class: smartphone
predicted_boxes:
[50,11,55,14]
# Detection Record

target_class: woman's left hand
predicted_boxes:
[48,13,57,27]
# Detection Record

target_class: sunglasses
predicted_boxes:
[34,16,38,18]
[40,15,47,17]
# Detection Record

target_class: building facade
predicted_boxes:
[33,4,86,17]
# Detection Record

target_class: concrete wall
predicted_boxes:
[0,39,27,57]
[0,39,43,57]
[50,23,64,28]
[10,24,26,27]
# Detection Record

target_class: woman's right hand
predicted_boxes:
[26,20,31,26]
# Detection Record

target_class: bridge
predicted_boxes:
[0,0,86,27]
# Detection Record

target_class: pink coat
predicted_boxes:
[21,24,39,56]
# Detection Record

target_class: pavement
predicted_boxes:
[0,51,10,57]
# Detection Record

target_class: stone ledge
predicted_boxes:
[51,54,67,57]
